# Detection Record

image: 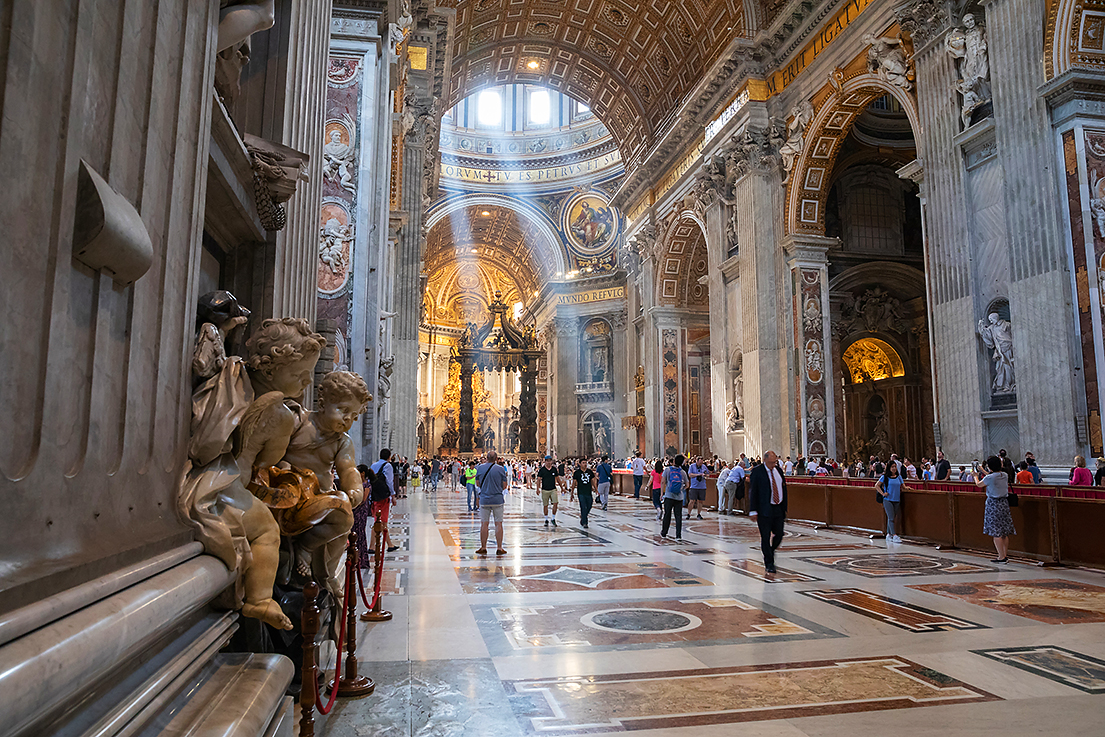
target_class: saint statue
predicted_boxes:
[977,312,1015,394]
[592,423,608,453]
[779,101,814,177]
[863,34,912,91]
[946,14,991,128]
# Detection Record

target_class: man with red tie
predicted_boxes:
[748,451,788,573]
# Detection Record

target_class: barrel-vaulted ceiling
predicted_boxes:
[447,0,749,170]
[423,205,562,328]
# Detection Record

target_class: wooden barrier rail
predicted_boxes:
[612,469,1105,567]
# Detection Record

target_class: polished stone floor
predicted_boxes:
[316,483,1105,736]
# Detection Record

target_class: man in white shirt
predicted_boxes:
[631,452,646,499]
[783,456,794,475]
[720,461,746,515]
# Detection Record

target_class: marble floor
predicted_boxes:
[315,485,1105,736]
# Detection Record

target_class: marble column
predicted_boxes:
[729,139,792,458]
[610,308,630,457]
[784,235,837,459]
[702,196,734,459]
[390,107,432,460]
[272,0,333,322]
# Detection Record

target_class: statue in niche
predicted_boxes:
[977,312,1015,394]
[441,413,459,449]
[323,120,356,193]
[482,422,496,451]
[946,14,991,129]
[778,100,815,179]
[863,34,913,91]
[592,422,608,453]
[871,409,892,459]
[377,356,394,399]
[591,346,609,382]
[507,422,520,453]
[280,371,370,595]
[725,402,741,433]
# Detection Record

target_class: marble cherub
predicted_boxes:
[281,370,371,595]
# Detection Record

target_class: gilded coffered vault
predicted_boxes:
[447,0,750,167]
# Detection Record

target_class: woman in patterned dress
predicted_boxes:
[972,455,1015,563]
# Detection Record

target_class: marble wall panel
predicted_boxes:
[0,0,217,608]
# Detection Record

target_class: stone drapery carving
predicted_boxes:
[323,115,356,193]
[835,288,905,336]
[946,14,991,128]
[1090,171,1105,239]
[863,34,913,91]
[377,355,394,399]
[592,422,608,452]
[894,0,951,49]
[245,136,308,232]
[779,100,815,179]
[977,312,1015,394]
[725,402,741,433]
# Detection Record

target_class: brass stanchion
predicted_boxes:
[361,513,393,622]
[299,580,320,737]
[330,530,375,696]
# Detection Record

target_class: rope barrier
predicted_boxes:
[311,553,351,716]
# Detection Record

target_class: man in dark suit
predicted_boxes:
[748,450,787,573]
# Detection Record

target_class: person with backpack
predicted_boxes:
[596,454,613,510]
[368,448,399,553]
[660,454,687,540]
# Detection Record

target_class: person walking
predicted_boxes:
[973,456,1015,563]
[573,458,596,528]
[660,454,687,540]
[875,462,907,543]
[596,454,613,510]
[537,455,563,526]
[1071,456,1094,486]
[748,451,788,573]
[369,448,400,553]
[650,459,664,522]
[430,456,442,492]
[474,451,509,556]
[354,464,374,568]
[464,460,479,512]
[686,456,708,519]
[631,451,646,499]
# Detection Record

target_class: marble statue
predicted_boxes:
[863,34,912,91]
[280,371,370,596]
[592,423,608,453]
[871,410,892,459]
[179,308,326,631]
[725,402,740,433]
[946,14,990,128]
[377,356,394,399]
[779,100,814,177]
[322,120,356,193]
[217,1,276,53]
[977,312,1015,394]
[482,422,496,451]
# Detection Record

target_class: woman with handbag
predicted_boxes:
[875,462,907,543]
[972,455,1015,563]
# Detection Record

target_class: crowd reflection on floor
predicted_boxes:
[317,484,1105,736]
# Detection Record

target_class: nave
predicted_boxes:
[317,488,1105,736]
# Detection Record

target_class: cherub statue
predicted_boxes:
[281,371,371,595]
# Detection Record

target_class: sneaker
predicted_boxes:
[697,514,703,520]
[551,519,557,527]
[892,535,902,543]
[990,557,1008,563]
[544,520,549,527]
[675,536,682,541]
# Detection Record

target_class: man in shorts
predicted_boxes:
[686,456,708,519]
[475,451,509,555]
[536,455,563,527]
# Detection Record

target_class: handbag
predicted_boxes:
[1007,491,1019,507]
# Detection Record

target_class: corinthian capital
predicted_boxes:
[894,0,953,50]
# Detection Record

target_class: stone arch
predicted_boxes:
[1043,0,1100,80]
[655,213,708,307]
[425,193,569,276]
[787,73,922,237]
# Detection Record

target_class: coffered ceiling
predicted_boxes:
[423,204,563,327]
[447,0,749,169]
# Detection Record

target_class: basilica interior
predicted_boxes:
[3,0,1105,736]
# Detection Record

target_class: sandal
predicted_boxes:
[496,549,507,555]
[475,548,488,555]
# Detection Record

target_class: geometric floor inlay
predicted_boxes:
[505,656,1000,732]
[439,526,613,549]
[799,553,997,578]
[477,596,832,652]
[704,558,823,583]
[909,579,1105,624]
[801,588,987,631]
[973,646,1105,693]
[455,562,711,594]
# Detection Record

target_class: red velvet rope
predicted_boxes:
[311,553,351,715]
